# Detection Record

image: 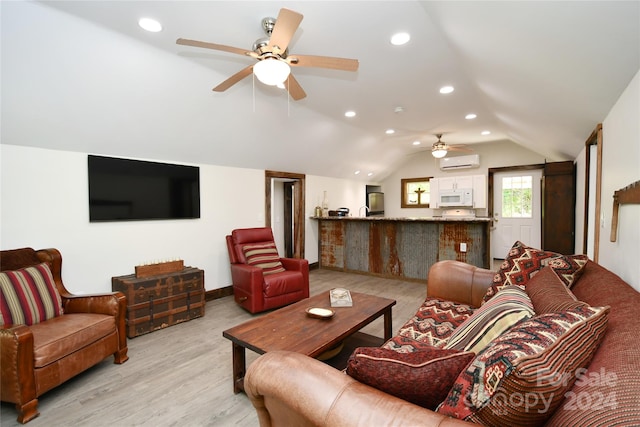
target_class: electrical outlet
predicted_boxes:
[460,242,467,252]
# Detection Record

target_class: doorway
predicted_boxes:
[489,167,543,260]
[264,170,305,259]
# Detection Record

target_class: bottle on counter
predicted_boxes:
[322,191,329,217]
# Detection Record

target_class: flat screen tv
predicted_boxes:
[88,155,200,222]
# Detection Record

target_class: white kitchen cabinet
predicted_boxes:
[437,176,473,191]
[429,177,440,208]
[472,174,487,209]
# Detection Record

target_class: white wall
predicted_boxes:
[598,69,640,289]
[0,145,372,294]
[1,145,265,293]
[382,141,547,218]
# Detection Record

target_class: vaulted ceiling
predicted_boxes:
[2,1,639,180]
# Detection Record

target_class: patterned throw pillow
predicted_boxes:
[0,263,64,326]
[445,286,534,354]
[483,241,589,304]
[389,297,475,349]
[347,346,475,410]
[242,243,285,275]
[437,305,610,426]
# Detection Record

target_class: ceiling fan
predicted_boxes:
[431,134,472,158]
[176,8,359,100]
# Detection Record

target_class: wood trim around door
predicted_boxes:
[265,170,306,259]
[583,124,602,259]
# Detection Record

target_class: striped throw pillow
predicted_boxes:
[242,243,285,276]
[437,304,610,425]
[444,286,534,354]
[0,263,64,326]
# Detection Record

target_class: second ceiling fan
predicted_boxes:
[431,134,472,158]
[176,8,359,100]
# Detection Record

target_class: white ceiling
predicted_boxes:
[2,1,639,180]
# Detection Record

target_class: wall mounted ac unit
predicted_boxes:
[439,154,480,171]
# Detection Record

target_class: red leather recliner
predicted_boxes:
[226,227,309,313]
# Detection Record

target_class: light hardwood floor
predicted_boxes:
[1,269,428,427]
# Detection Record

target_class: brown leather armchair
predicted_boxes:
[226,227,309,313]
[0,248,129,423]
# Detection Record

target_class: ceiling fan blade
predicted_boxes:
[283,74,307,100]
[289,54,359,72]
[269,8,303,54]
[448,145,473,152]
[212,65,254,92]
[177,38,255,58]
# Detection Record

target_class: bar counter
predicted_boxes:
[312,216,491,281]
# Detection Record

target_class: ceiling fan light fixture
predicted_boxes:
[432,148,447,158]
[253,58,290,86]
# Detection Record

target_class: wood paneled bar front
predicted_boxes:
[313,217,491,281]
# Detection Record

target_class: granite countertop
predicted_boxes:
[311,216,492,222]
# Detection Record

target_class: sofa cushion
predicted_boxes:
[525,266,585,314]
[242,243,285,275]
[483,241,589,303]
[0,263,64,326]
[347,347,475,410]
[392,297,475,348]
[437,304,610,425]
[30,312,116,367]
[444,286,534,354]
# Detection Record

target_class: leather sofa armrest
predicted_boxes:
[245,351,475,427]
[0,325,36,407]
[427,260,495,308]
[62,291,124,316]
[62,291,129,363]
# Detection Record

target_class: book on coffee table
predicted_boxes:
[330,288,353,307]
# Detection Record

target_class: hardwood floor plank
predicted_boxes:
[1,270,426,426]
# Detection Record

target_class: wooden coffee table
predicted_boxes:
[222,290,396,393]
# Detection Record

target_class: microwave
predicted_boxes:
[439,188,473,207]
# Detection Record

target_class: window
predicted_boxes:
[401,177,432,208]
[502,176,533,218]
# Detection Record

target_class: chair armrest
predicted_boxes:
[0,325,36,405]
[62,291,129,362]
[245,351,475,427]
[62,291,125,316]
[427,260,495,308]
[280,257,308,272]
[230,264,265,295]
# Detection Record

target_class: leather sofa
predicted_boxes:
[244,259,640,426]
[0,248,129,423]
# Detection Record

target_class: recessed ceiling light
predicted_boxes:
[439,86,454,94]
[412,141,421,146]
[354,170,361,175]
[138,18,162,32]
[465,113,477,120]
[385,129,395,135]
[367,172,374,177]
[344,110,356,118]
[390,32,411,46]
[481,130,491,135]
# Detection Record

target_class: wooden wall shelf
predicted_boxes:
[610,180,640,242]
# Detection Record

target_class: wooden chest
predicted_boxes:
[112,267,205,338]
